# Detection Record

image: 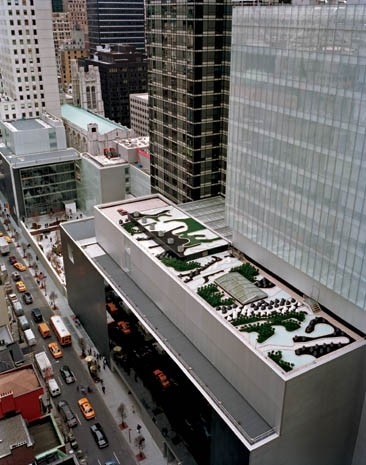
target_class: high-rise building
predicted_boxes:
[86,0,146,53]
[60,46,88,92]
[226,1,366,334]
[66,0,89,49]
[146,0,231,204]
[82,44,147,127]
[129,93,149,137]
[0,0,60,119]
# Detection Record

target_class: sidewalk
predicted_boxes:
[1,207,176,465]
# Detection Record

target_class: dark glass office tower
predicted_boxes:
[82,44,147,127]
[146,1,231,204]
[86,0,146,52]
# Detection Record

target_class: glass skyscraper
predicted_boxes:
[147,0,231,203]
[226,2,366,329]
[86,0,146,52]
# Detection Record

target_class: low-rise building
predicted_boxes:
[0,114,79,221]
[0,364,44,422]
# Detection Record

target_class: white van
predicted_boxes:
[47,378,61,397]
[24,328,36,346]
[18,315,30,331]
[13,301,24,317]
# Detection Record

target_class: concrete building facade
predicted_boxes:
[0,0,60,120]
[129,93,149,137]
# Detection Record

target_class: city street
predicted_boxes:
[1,229,137,465]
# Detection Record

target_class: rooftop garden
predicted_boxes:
[232,310,307,343]
[197,283,234,308]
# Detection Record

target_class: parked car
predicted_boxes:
[31,307,43,322]
[11,271,20,281]
[90,423,109,448]
[57,399,78,428]
[48,341,62,359]
[13,262,27,271]
[153,369,171,389]
[117,320,131,335]
[78,397,95,420]
[8,256,17,265]
[22,291,33,304]
[60,365,75,384]
[17,315,30,331]
[15,281,26,292]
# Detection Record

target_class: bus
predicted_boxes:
[50,315,72,346]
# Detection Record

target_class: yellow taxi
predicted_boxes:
[13,262,27,271]
[15,281,27,292]
[78,397,95,420]
[48,341,63,359]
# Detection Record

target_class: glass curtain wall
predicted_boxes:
[226,4,366,310]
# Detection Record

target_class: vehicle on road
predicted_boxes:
[117,320,131,335]
[8,293,18,304]
[4,235,12,243]
[11,271,20,281]
[31,307,43,322]
[24,328,36,346]
[8,256,17,265]
[0,237,10,255]
[60,365,75,384]
[90,422,109,448]
[17,315,30,331]
[78,397,95,420]
[48,341,63,359]
[12,301,24,317]
[34,351,54,379]
[22,291,33,304]
[153,369,171,389]
[38,322,51,338]
[50,315,72,346]
[58,400,78,427]
[47,377,61,397]
[15,281,26,292]
[13,262,27,271]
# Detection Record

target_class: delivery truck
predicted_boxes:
[0,237,10,255]
[34,351,53,379]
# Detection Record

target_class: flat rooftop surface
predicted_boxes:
[0,366,40,396]
[5,118,47,131]
[83,152,128,167]
[0,415,32,457]
[61,104,128,134]
[98,198,363,376]
[0,144,79,168]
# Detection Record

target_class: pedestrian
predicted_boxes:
[102,385,106,394]
[76,385,79,392]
